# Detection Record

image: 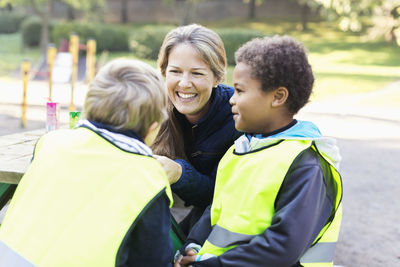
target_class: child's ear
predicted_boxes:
[144,122,160,146]
[272,87,289,107]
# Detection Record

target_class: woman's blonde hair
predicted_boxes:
[84,58,168,137]
[152,24,227,159]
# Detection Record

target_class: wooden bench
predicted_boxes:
[0,129,44,210]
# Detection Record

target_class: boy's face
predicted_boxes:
[230,62,279,133]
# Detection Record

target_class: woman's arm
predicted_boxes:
[172,159,217,207]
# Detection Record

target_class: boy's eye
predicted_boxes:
[235,88,243,94]
[193,72,204,76]
[168,69,180,73]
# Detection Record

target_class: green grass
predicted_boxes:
[1,20,399,103]
[207,20,400,102]
[0,33,41,76]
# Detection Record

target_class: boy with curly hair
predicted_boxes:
[175,35,343,267]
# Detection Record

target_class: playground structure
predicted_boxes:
[20,34,98,128]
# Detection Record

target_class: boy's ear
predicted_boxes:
[272,87,289,107]
[144,121,160,146]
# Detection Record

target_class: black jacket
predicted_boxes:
[171,84,241,208]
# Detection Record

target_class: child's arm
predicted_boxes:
[192,148,336,267]
[180,205,213,254]
[117,193,173,267]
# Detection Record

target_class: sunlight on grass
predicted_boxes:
[0,33,41,76]
[312,73,398,101]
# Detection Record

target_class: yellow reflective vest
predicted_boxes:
[0,127,172,267]
[199,139,342,267]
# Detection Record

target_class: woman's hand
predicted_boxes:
[154,155,182,184]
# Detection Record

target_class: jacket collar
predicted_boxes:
[77,120,153,156]
[234,120,341,169]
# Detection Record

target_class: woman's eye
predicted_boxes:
[169,69,180,73]
[193,72,203,76]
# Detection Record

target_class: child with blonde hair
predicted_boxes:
[0,59,174,267]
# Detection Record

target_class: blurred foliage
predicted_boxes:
[129,25,265,65]
[0,12,25,33]
[0,19,399,103]
[130,26,173,60]
[0,0,106,51]
[51,23,129,52]
[208,19,400,100]
[20,16,43,47]
[313,0,400,45]
[215,28,265,65]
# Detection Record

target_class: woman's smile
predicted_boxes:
[176,92,198,100]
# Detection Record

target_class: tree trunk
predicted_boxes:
[300,3,310,31]
[67,5,75,20]
[121,0,128,24]
[6,3,13,11]
[248,0,256,19]
[38,0,53,54]
[175,0,196,26]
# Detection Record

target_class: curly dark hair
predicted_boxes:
[235,35,314,114]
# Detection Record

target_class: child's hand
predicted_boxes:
[174,248,197,267]
[154,155,182,184]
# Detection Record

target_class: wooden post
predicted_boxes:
[21,60,30,128]
[86,38,96,83]
[47,43,57,100]
[69,33,79,111]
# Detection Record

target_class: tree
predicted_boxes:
[243,0,264,19]
[292,0,326,31]
[121,0,128,24]
[0,0,105,53]
[162,0,204,25]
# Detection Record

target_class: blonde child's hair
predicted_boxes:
[84,58,168,137]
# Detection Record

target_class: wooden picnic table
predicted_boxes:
[0,129,45,184]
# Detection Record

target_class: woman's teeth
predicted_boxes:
[177,92,196,99]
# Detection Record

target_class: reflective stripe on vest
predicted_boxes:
[207,224,255,247]
[300,242,336,263]
[199,140,342,267]
[0,128,172,267]
[0,240,35,267]
[205,225,337,263]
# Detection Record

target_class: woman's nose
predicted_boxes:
[178,73,192,88]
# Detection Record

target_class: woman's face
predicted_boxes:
[166,43,217,124]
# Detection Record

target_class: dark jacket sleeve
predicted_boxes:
[193,148,336,267]
[179,205,213,255]
[171,159,217,208]
[117,193,173,267]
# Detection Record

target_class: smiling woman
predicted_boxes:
[152,24,241,235]
[165,43,217,124]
